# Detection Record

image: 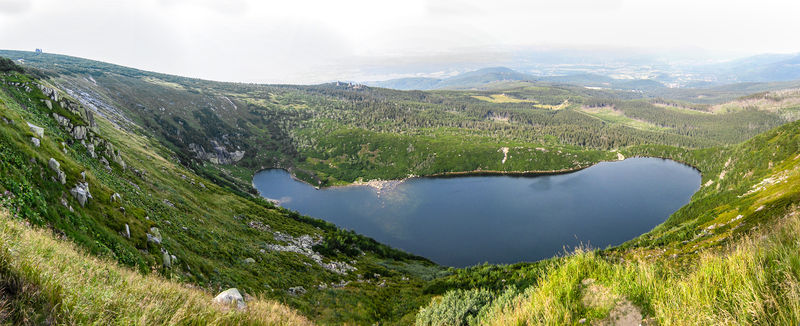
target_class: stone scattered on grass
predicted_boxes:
[69,182,92,207]
[48,158,66,184]
[213,288,246,310]
[27,122,44,138]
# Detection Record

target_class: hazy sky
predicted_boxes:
[1,0,798,83]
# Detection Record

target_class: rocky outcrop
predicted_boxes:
[38,84,96,129]
[48,158,66,184]
[27,122,44,138]
[189,140,245,164]
[38,83,126,170]
[247,220,270,231]
[213,288,246,310]
[288,286,306,296]
[265,232,356,274]
[69,182,92,207]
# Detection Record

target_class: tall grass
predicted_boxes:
[477,206,800,325]
[0,209,311,325]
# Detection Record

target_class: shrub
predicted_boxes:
[0,57,23,73]
[415,288,494,326]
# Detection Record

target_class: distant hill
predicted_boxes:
[366,67,535,90]
[367,67,668,91]
[741,54,800,82]
[697,53,800,83]
[368,77,442,90]
[435,67,535,89]
[538,73,666,92]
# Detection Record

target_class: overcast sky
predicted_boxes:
[1,0,798,83]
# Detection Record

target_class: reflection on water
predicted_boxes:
[253,158,700,267]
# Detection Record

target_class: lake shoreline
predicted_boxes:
[252,155,702,192]
[251,157,702,267]
[252,165,594,192]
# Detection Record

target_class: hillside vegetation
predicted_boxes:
[0,57,439,325]
[1,50,793,190]
[2,52,800,325]
[0,209,311,325]
[416,116,800,325]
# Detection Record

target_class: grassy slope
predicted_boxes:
[3,52,800,324]
[0,209,312,325]
[417,119,800,325]
[0,69,438,324]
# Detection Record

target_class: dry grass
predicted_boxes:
[478,206,800,325]
[472,94,534,104]
[0,209,312,325]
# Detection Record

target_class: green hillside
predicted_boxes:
[0,57,440,325]
[1,50,791,190]
[416,114,800,325]
[2,52,800,325]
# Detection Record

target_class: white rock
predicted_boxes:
[147,227,162,244]
[162,251,171,268]
[49,158,66,184]
[213,288,246,310]
[71,126,87,140]
[48,157,60,171]
[27,122,44,138]
[69,182,92,207]
[30,137,40,147]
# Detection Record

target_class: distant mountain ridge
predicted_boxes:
[366,67,535,90]
[366,67,667,92]
[367,52,800,91]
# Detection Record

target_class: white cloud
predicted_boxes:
[0,0,797,83]
[0,0,31,14]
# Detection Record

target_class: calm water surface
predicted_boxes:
[253,158,700,267]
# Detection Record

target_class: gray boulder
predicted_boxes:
[99,156,110,170]
[213,288,246,310]
[27,122,44,138]
[48,158,60,171]
[110,192,122,203]
[71,125,87,140]
[243,257,256,264]
[86,143,96,158]
[48,158,66,184]
[30,137,40,147]
[288,286,306,296]
[147,227,162,244]
[69,182,92,207]
[162,251,171,268]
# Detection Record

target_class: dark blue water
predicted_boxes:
[253,158,700,267]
